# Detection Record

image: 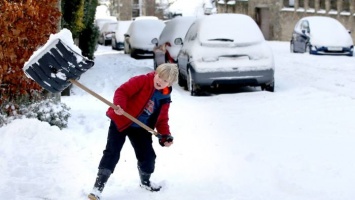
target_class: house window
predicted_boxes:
[299,0,304,8]
[319,0,326,11]
[330,0,337,10]
[283,0,294,7]
[342,0,350,12]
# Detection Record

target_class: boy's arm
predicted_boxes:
[113,75,146,109]
[155,103,171,135]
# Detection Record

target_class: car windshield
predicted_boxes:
[308,17,348,38]
[106,23,118,31]
[300,17,353,46]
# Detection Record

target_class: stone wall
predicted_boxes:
[278,0,355,42]
[217,0,355,42]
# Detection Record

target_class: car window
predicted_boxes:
[184,22,198,42]
[301,21,310,33]
[158,17,195,46]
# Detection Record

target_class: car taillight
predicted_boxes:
[165,42,171,47]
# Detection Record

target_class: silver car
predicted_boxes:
[176,14,275,96]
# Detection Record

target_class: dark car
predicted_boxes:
[290,16,353,56]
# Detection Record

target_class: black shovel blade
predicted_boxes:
[23,39,94,93]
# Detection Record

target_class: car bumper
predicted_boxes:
[190,67,274,87]
[133,49,154,57]
[310,46,353,56]
[116,42,124,50]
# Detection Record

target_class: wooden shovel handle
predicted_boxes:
[69,79,160,137]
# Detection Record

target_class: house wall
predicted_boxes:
[109,0,132,20]
[217,0,355,42]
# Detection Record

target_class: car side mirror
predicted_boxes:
[174,38,183,45]
[348,30,351,34]
[151,38,158,46]
[301,29,310,35]
[124,33,129,37]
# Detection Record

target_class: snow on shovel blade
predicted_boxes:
[23,38,94,93]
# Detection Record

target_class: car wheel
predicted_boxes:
[124,42,129,54]
[305,43,311,54]
[261,80,275,92]
[130,48,136,58]
[178,71,186,88]
[153,59,157,70]
[290,42,295,53]
[187,68,198,96]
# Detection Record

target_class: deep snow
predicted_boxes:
[1,42,355,200]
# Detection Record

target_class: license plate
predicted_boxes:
[328,47,342,51]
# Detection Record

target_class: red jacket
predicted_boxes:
[106,72,171,135]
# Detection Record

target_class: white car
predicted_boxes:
[124,19,165,58]
[176,14,275,96]
[290,16,353,56]
[111,20,132,50]
[94,16,117,33]
[98,22,118,45]
[152,16,196,68]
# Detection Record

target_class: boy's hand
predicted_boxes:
[159,134,174,147]
[114,105,124,115]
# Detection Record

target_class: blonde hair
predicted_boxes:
[155,63,179,85]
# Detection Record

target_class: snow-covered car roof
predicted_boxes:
[158,16,197,46]
[95,17,117,31]
[101,22,118,33]
[127,19,165,49]
[196,14,265,45]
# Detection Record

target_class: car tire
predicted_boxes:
[111,40,116,50]
[187,68,198,96]
[153,59,158,70]
[261,79,275,92]
[290,42,295,53]
[178,71,186,88]
[130,48,136,58]
[124,41,129,54]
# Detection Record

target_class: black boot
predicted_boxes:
[88,168,112,200]
[138,168,161,192]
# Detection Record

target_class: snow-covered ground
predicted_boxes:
[1,42,355,200]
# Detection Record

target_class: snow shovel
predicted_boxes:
[23,38,161,138]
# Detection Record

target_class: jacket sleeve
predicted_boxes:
[155,103,171,135]
[113,74,147,109]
